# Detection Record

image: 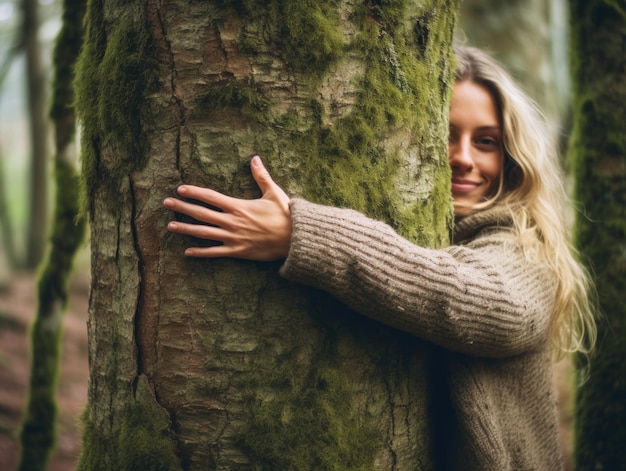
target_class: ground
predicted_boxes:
[0,269,575,470]
[0,271,88,471]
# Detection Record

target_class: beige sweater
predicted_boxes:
[280,199,563,470]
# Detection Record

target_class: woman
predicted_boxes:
[163,46,596,470]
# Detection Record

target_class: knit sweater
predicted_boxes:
[279,199,563,471]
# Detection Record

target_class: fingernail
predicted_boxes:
[178,186,188,195]
[164,198,174,208]
[251,155,261,167]
[168,222,178,230]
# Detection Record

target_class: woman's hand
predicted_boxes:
[163,156,291,261]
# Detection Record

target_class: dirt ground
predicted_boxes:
[0,270,575,471]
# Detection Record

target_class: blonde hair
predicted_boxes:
[453,45,597,357]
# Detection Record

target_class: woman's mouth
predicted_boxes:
[451,179,480,194]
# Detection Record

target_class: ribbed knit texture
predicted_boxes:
[280,199,563,470]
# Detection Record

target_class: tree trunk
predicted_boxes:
[22,0,49,269]
[0,153,17,279]
[75,1,459,469]
[0,4,28,274]
[17,1,86,469]
[568,1,626,469]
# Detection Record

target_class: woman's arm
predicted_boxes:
[164,157,554,358]
[280,199,555,358]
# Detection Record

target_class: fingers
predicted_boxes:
[175,185,236,212]
[163,195,228,227]
[183,245,233,258]
[250,155,271,193]
[167,220,262,260]
[250,155,278,197]
[166,221,240,258]
[251,156,291,207]
[163,155,291,261]
[166,220,223,241]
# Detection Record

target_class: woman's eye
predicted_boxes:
[476,137,499,147]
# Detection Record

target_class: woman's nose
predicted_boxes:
[449,137,474,170]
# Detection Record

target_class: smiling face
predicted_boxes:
[448,80,504,216]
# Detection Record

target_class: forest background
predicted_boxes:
[0,0,623,470]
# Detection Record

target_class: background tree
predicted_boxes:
[568,1,626,469]
[0,0,57,271]
[0,150,17,277]
[22,0,49,269]
[75,1,460,469]
[0,1,25,274]
[17,0,86,469]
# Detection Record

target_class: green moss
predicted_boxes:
[278,1,344,73]
[199,78,272,122]
[397,164,452,247]
[17,317,62,471]
[222,0,344,74]
[49,0,86,136]
[191,1,456,250]
[275,1,455,246]
[78,378,181,471]
[239,327,379,470]
[74,1,159,215]
[39,160,86,306]
[236,295,433,470]
[79,406,181,471]
[20,121,86,471]
[191,1,455,250]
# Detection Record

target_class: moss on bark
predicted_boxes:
[192,0,456,247]
[239,335,379,470]
[74,0,159,214]
[78,375,181,471]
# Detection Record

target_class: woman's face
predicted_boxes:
[448,80,504,216]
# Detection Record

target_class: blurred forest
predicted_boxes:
[0,0,620,470]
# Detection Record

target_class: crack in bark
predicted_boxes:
[111,209,124,433]
[384,373,399,470]
[128,176,146,381]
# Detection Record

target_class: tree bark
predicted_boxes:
[76,1,460,469]
[568,1,626,469]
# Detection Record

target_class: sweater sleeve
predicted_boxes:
[279,199,556,358]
